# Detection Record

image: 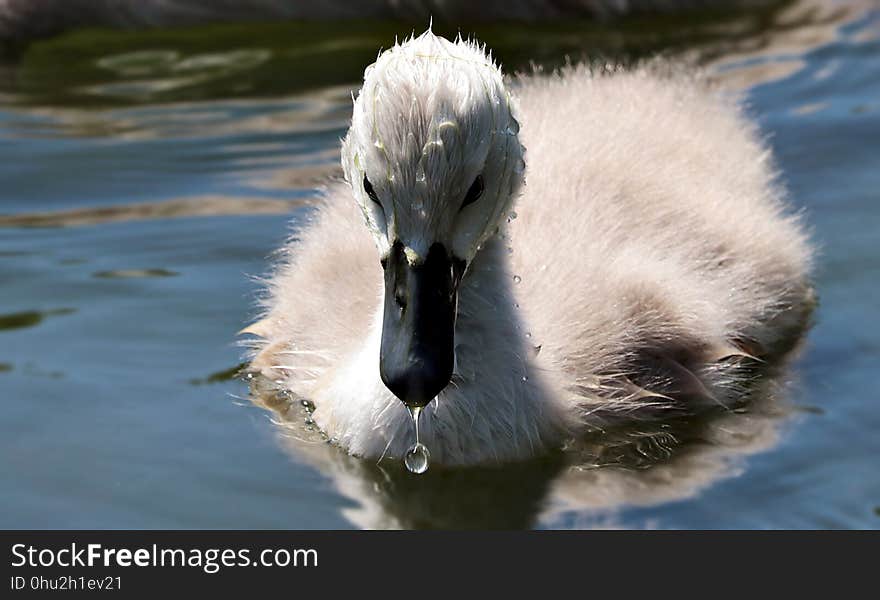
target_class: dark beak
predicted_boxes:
[379,241,465,408]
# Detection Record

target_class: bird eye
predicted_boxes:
[461,175,484,209]
[363,175,380,205]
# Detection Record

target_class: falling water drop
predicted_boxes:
[404,405,431,474]
[405,443,430,474]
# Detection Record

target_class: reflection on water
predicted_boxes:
[0,1,866,109]
[0,0,878,529]
[0,2,870,223]
[0,197,309,227]
[93,269,179,279]
[90,49,273,101]
[251,369,790,528]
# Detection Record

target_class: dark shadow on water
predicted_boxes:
[351,456,566,530]
[0,307,75,332]
[189,362,248,386]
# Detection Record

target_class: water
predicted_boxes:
[404,406,430,474]
[1,0,879,529]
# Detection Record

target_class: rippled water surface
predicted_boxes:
[1,0,878,529]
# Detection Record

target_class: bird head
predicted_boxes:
[341,30,525,409]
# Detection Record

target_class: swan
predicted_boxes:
[244,29,814,467]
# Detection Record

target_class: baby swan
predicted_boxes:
[245,30,813,466]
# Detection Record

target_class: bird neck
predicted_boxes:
[453,231,532,381]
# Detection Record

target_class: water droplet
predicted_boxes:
[508,211,518,220]
[304,417,314,426]
[521,376,529,383]
[301,399,315,412]
[525,332,532,338]
[404,443,430,474]
[404,404,430,474]
[533,344,542,356]
[513,275,522,283]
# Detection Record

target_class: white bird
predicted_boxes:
[244,30,814,467]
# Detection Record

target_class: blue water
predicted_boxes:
[1,2,878,529]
